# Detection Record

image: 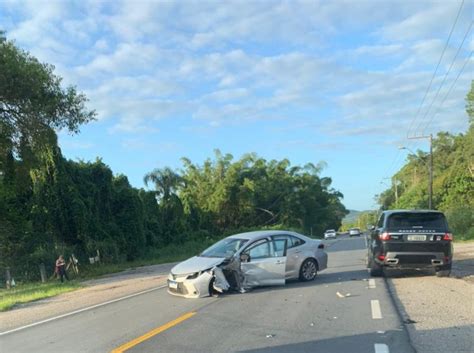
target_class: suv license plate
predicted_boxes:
[168,280,178,289]
[407,235,426,241]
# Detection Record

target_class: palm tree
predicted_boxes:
[143,167,182,201]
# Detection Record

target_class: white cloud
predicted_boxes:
[353,44,404,56]
[76,43,163,76]
[2,0,471,138]
[60,139,95,150]
[378,1,471,41]
[93,39,109,52]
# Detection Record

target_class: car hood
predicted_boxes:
[171,256,226,275]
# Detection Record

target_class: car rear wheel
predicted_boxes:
[368,256,383,277]
[299,258,318,281]
[435,270,451,277]
[435,264,451,277]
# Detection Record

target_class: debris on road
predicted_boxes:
[336,291,351,298]
[265,334,275,338]
[403,318,417,324]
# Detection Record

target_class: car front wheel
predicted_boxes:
[299,258,318,281]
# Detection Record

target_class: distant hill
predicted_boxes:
[343,210,362,224]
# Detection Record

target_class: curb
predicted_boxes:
[384,277,419,353]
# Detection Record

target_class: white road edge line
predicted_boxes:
[369,279,376,289]
[0,284,168,336]
[374,343,389,353]
[371,299,383,319]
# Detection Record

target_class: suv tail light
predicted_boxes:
[443,232,453,241]
[379,232,391,241]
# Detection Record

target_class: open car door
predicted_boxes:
[241,238,287,288]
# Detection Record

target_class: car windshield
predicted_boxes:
[387,213,447,229]
[200,238,248,258]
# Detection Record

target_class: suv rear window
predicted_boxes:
[386,212,447,229]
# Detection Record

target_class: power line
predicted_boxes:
[423,51,473,134]
[415,21,473,134]
[406,0,465,138]
[378,0,467,194]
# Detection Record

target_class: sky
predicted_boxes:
[1,0,472,210]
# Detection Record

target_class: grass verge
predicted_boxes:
[77,238,217,279]
[0,237,221,311]
[0,281,81,312]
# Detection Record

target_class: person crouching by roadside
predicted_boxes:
[55,255,69,283]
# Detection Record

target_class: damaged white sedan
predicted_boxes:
[167,230,328,298]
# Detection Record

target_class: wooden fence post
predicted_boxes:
[39,263,46,283]
[5,267,11,289]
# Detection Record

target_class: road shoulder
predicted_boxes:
[386,241,474,353]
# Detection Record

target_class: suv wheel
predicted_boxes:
[435,264,451,277]
[435,270,450,277]
[436,269,451,277]
[368,256,383,277]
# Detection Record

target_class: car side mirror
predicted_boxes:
[240,253,250,262]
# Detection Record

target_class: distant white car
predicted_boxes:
[349,228,361,237]
[324,229,337,239]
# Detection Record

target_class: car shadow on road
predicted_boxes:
[226,269,370,297]
[451,258,474,279]
[236,325,474,353]
[236,329,415,353]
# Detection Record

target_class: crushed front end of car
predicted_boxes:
[167,269,215,298]
[167,260,240,298]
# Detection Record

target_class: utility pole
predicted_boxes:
[429,134,433,210]
[394,178,398,208]
[407,134,433,209]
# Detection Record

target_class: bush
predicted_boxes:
[445,207,474,240]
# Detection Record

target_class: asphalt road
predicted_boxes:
[0,235,415,353]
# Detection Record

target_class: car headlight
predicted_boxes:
[186,272,200,280]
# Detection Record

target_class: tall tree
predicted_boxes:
[0,36,96,154]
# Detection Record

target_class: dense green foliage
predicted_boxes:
[0,39,348,281]
[377,81,474,240]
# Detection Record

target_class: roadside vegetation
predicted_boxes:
[376,81,474,241]
[0,281,81,312]
[0,34,348,287]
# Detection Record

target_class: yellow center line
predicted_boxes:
[110,311,197,353]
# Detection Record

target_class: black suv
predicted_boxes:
[367,210,453,277]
